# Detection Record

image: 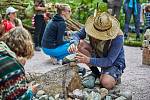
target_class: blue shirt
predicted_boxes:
[71,28,126,71]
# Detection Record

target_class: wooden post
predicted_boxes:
[142,47,150,65]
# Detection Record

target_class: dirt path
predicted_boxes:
[24,46,150,100]
[119,46,150,100]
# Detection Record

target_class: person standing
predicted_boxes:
[34,0,47,51]
[107,0,123,20]
[123,0,141,40]
[41,3,72,63]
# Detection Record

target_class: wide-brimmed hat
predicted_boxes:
[6,6,18,15]
[85,12,120,40]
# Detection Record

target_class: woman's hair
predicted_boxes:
[55,3,70,14]
[0,27,34,59]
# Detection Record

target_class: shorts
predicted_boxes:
[42,43,70,60]
[101,66,122,81]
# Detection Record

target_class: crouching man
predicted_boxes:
[68,12,126,89]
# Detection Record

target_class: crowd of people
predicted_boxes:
[0,0,150,99]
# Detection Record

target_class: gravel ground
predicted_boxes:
[24,46,150,100]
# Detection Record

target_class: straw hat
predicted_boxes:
[85,12,120,40]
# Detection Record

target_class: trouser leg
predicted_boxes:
[124,7,133,38]
[34,15,44,47]
[134,4,141,38]
[113,6,121,20]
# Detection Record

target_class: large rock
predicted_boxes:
[28,62,82,97]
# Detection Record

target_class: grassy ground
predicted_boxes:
[124,33,144,47]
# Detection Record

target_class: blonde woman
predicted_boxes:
[41,3,72,63]
[0,27,36,99]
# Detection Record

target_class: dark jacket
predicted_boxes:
[41,14,67,49]
[108,0,122,7]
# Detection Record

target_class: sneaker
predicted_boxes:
[49,57,63,65]
[124,33,128,40]
[35,46,41,51]
[58,59,62,65]
[49,57,58,65]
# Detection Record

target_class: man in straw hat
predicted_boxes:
[68,12,125,89]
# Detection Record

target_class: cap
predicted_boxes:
[6,6,18,14]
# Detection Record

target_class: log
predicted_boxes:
[66,19,84,31]
[68,19,84,28]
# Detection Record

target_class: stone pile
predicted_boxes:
[25,54,132,100]
[26,68,132,100]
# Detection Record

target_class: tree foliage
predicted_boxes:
[46,0,107,23]
[0,0,149,24]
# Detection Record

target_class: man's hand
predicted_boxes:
[75,52,90,64]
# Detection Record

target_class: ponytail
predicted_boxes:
[55,3,70,14]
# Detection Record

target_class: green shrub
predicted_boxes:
[22,19,32,26]
[124,33,144,47]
